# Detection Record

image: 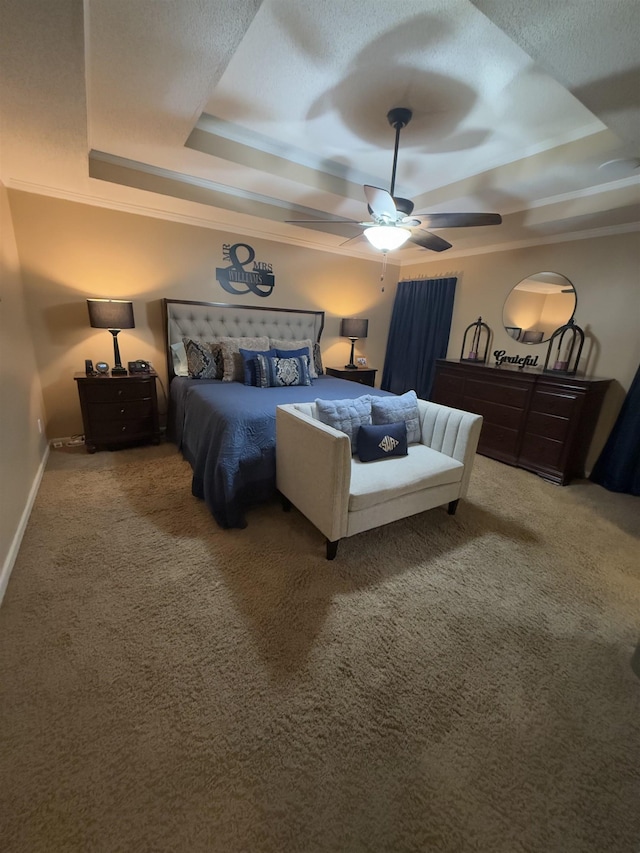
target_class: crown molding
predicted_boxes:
[6,177,639,268]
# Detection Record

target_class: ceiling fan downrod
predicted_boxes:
[387,107,412,198]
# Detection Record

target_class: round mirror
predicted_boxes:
[503,272,576,344]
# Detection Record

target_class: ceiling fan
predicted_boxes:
[287,107,502,253]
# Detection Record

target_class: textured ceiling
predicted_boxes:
[1,0,638,263]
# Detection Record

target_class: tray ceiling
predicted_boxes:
[1,0,638,262]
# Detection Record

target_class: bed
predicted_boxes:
[162,299,392,528]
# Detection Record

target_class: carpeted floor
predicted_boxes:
[1,442,639,853]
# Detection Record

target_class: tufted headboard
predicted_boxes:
[162,299,325,380]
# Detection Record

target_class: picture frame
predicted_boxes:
[357,357,367,366]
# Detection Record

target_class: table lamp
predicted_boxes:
[340,318,368,369]
[87,298,135,376]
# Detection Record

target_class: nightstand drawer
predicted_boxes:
[89,417,154,441]
[82,380,154,403]
[86,400,154,423]
[326,367,377,387]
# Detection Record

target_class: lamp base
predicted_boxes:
[111,366,128,376]
[344,364,358,370]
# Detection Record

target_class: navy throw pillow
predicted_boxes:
[356,421,408,462]
[255,354,311,387]
[240,348,276,386]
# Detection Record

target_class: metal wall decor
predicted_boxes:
[493,350,540,369]
[460,317,491,363]
[216,242,275,297]
[543,317,585,375]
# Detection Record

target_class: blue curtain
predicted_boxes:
[590,362,640,495]
[381,277,457,399]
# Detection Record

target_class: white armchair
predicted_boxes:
[276,398,483,559]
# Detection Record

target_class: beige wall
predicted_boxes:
[7,188,639,475]
[0,182,48,590]
[402,230,640,470]
[8,191,401,439]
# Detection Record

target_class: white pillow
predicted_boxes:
[171,341,188,376]
[269,338,318,379]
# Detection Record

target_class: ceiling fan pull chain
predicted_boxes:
[380,251,388,282]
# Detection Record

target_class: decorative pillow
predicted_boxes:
[183,337,223,379]
[240,347,276,386]
[171,341,188,377]
[371,390,421,444]
[275,347,309,362]
[255,354,311,388]
[315,395,372,453]
[313,341,324,376]
[218,336,271,382]
[268,338,318,379]
[356,421,408,462]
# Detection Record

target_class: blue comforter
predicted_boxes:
[169,376,392,528]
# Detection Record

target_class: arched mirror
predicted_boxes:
[503,272,576,344]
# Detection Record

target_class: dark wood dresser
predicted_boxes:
[75,372,160,453]
[431,359,611,485]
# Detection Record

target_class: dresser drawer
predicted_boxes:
[518,434,565,480]
[526,411,570,442]
[82,380,154,403]
[465,397,526,430]
[478,422,520,462]
[529,389,580,418]
[466,376,531,409]
[431,370,462,400]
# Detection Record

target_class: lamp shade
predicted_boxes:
[340,318,368,340]
[87,299,135,330]
[363,225,411,252]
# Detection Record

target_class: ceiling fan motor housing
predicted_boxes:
[366,196,414,219]
[387,107,412,129]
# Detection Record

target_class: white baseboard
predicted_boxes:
[0,444,50,606]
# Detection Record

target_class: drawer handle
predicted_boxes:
[118,389,123,396]
[120,408,125,414]
[121,426,127,433]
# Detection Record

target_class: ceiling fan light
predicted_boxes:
[364,225,411,252]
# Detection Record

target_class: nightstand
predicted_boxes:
[326,366,378,387]
[74,372,161,453]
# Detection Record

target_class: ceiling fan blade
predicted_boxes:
[411,212,502,228]
[409,230,452,252]
[286,217,362,225]
[364,185,397,220]
[339,233,369,247]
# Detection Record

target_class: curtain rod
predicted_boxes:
[399,271,461,281]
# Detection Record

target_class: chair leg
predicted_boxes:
[448,499,459,516]
[326,539,340,560]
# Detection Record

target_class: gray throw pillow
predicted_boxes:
[218,336,271,382]
[315,395,372,453]
[313,342,324,376]
[370,390,421,444]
